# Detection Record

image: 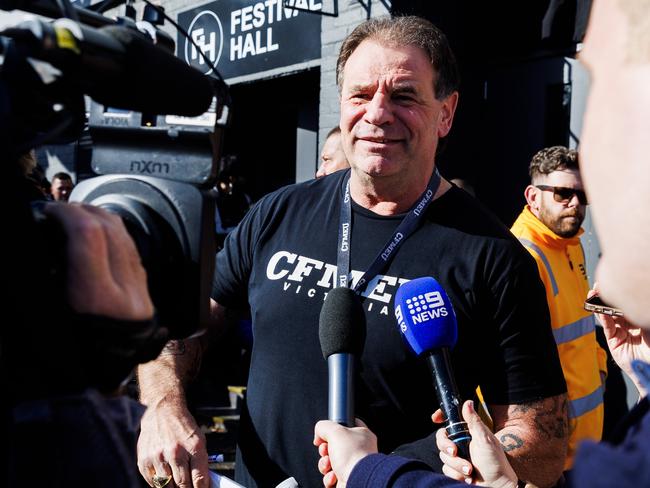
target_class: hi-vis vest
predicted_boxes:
[511,206,607,470]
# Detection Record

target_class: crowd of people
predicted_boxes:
[6,1,650,488]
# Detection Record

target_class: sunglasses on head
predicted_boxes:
[535,185,588,205]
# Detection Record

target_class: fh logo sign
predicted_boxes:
[406,291,448,324]
[185,10,224,75]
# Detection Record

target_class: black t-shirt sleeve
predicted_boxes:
[479,240,567,405]
[211,197,264,308]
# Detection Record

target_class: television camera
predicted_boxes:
[1,0,231,341]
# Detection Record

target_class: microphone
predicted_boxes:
[1,18,214,116]
[394,277,472,460]
[319,287,366,427]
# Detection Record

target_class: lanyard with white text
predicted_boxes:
[336,169,441,292]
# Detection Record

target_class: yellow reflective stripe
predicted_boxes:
[568,385,604,419]
[518,238,559,296]
[553,316,595,345]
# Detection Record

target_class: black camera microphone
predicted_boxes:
[1,18,214,116]
[319,287,366,427]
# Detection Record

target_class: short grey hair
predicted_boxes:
[336,16,460,100]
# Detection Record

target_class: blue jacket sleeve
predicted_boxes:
[348,453,467,488]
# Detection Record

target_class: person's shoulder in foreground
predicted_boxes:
[350,454,462,488]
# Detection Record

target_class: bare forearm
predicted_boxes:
[137,337,204,407]
[491,394,569,488]
[136,337,214,487]
[494,425,564,487]
[138,299,229,407]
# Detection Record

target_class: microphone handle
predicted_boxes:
[328,353,354,427]
[426,349,471,461]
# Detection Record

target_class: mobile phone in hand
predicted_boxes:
[584,294,624,317]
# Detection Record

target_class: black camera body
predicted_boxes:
[71,99,224,339]
[71,175,215,339]
[2,4,230,342]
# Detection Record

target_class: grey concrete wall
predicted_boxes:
[567,56,601,287]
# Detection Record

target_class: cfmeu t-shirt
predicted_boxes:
[212,170,566,488]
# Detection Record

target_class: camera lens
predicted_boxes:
[71,175,216,339]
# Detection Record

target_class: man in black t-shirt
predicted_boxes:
[137,16,568,488]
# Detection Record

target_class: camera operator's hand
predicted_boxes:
[44,202,154,320]
[137,398,209,488]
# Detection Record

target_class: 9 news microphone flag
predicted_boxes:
[394,277,472,460]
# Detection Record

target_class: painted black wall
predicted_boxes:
[390,0,587,225]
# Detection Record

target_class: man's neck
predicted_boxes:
[349,171,451,216]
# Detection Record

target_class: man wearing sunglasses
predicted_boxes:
[511,146,607,471]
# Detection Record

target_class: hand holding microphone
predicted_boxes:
[394,276,472,461]
[436,400,518,487]
[314,281,517,488]
[315,287,366,487]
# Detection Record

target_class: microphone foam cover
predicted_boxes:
[319,287,366,359]
[394,277,458,355]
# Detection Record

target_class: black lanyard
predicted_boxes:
[336,170,441,292]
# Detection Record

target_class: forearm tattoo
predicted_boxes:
[160,339,203,380]
[496,395,568,453]
[500,433,525,452]
[160,340,186,356]
[511,396,569,440]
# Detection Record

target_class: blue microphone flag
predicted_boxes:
[394,276,458,355]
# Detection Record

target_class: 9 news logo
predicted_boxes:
[396,291,449,333]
